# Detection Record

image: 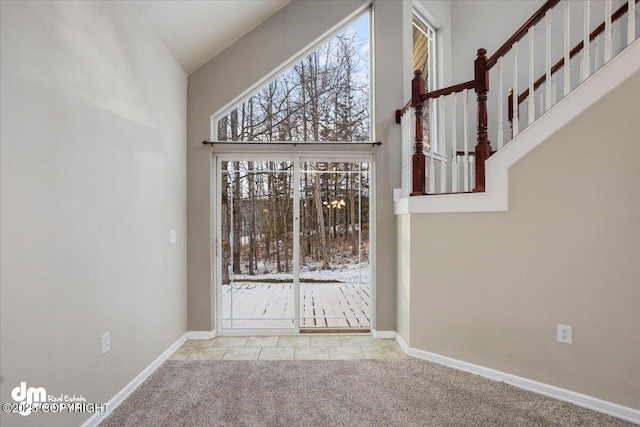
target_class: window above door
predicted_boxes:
[214,11,371,143]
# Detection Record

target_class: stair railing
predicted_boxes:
[509,0,638,133]
[397,0,638,196]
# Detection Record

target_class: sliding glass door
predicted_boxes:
[216,155,371,334]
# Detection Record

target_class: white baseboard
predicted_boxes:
[394,334,640,424]
[394,332,409,353]
[81,329,638,425]
[188,329,217,340]
[81,332,188,427]
[372,329,396,339]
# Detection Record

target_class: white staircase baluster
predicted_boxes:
[429,97,435,194]
[595,36,601,69]
[539,89,544,118]
[405,109,409,198]
[564,0,571,96]
[463,89,470,192]
[629,0,636,45]
[451,93,458,193]
[403,108,413,198]
[528,27,535,125]
[470,156,475,191]
[612,18,619,57]
[552,75,558,105]
[604,0,613,62]
[408,111,411,195]
[400,111,407,197]
[582,0,590,82]
[513,42,520,136]
[409,109,415,197]
[409,109,413,197]
[439,95,447,193]
[497,57,504,149]
[407,107,416,195]
[545,10,553,111]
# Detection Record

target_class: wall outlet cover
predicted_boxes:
[557,324,572,344]
[102,332,111,354]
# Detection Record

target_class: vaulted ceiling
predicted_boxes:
[130,0,291,75]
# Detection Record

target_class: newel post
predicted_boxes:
[411,70,426,196]
[474,48,491,192]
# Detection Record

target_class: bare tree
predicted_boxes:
[217,18,370,274]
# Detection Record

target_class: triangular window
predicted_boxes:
[216,11,370,143]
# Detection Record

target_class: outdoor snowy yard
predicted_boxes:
[223,261,370,329]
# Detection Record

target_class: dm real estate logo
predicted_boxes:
[4,382,109,417]
[11,382,46,416]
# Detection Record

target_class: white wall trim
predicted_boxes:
[395,38,640,215]
[398,339,640,424]
[372,329,396,339]
[188,329,217,340]
[81,332,188,427]
[394,331,409,353]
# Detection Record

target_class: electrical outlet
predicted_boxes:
[102,332,110,354]
[169,229,177,244]
[557,324,572,344]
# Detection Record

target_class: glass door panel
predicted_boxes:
[220,160,295,330]
[298,161,371,329]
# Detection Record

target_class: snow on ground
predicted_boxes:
[234,260,370,284]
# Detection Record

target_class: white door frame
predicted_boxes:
[213,149,375,336]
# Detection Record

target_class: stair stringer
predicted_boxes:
[395,37,640,215]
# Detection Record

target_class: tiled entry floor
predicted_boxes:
[169,336,408,361]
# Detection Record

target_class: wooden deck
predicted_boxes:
[221,282,370,329]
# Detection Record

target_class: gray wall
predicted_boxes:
[450,0,544,83]
[0,2,187,426]
[403,71,640,408]
[187,0,406,332]
[372,0,410,331]
[395,214,411,341]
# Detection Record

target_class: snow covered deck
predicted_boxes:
[221,282,370,329]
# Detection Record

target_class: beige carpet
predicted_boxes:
[101,359,634,426]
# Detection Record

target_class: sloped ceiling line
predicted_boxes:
[130,0,291,74]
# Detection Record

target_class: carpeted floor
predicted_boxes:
[101,359,635,426]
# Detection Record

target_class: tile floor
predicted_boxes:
[169,335,409,361]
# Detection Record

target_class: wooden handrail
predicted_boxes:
[486,0,560,69]
[395,76,424,123]
[395,80,475,123]
[514,0,638,105]
[395,100,411,124]
[421,80,475,101]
